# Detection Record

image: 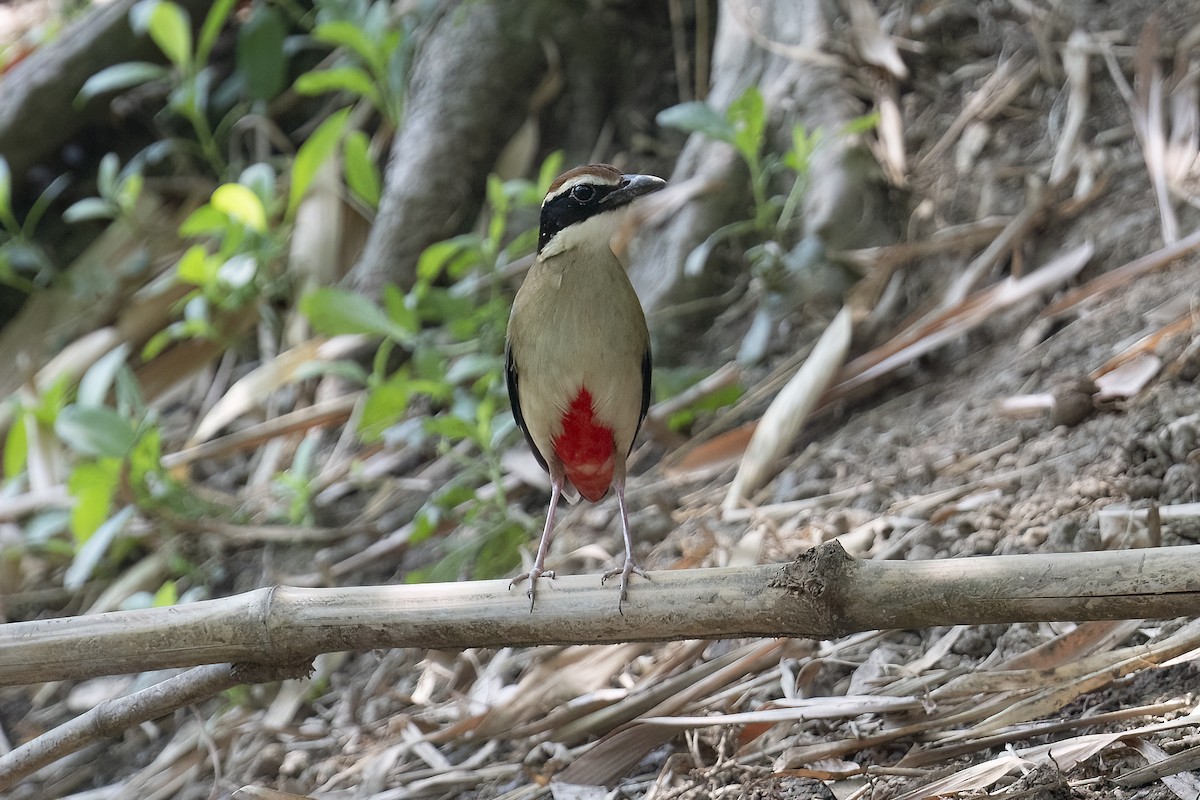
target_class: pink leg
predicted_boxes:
[601,475,649,611]
[510,472,562,611]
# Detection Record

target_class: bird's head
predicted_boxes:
[537,164,665,258]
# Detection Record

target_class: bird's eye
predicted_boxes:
[569,185,596,202]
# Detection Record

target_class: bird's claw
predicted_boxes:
[509,568,556,612]
[602,559,650,613]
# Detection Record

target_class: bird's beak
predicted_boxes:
[600,173,666,209]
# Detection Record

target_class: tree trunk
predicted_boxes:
[628,0,895,360]
[343,0,564,298]
[0,0,210,185]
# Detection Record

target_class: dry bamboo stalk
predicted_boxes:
[0,662,309,791]
[724,307,852,511]
[160,393,360,469]
[1041,225,1200,318]
[3,543,1200,687]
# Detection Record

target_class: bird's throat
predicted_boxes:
[553,388,615,502]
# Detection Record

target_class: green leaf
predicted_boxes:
[78,344,132,407]
[840,111,880,137]
[362,1,393,60]
[728,85,766,165]
[142,328,175,360]
[238,162,277,211]
[24,510,70,547]
[166,66,206,120]
[490,411,515,451]
[0,156,14,232]
[129,0,156,34]
[784,124,822,174]
[313,20,378,66]
[153,579,179,606]
[409,517,522,584]
[296,358,369,385]
[300,287,405,339]
[408,377,452,403]
[211,183,267,232]
[179,205,227,237]
[116,171,144,213]
[485,173,507,219]
[505,177,540,210]
[77,62,169,104]
[4,412,27,480]
[66,503,135,588]
[435,483,478,510]
[114,361,147,420]
[501,227,538,262]
[445,353,502,385]
[183,294,209,323]
[176,244,217,285]
[155,314,214,350]
[359,370,411,442]
[66,461,122,544]
[293,66,381,108]
[343,131,380,208]
[667,384,743,432]
[382,284,418,334]
[56,405,138,458]
[0,156,9,214]
[415,286,472,326]
[409,507,440,546]
[97,153,120,199]
[33,374,71,426]
[237,4,287,101]
[292,435,317,479]
[217,254,257,289]
[471,521,525,579]
[370,334,395,381]
[416,236,480,283]
[63,197,116,224]
[129,424,163,489]
[424,413,476,442]
[147,1,193,70]
[288,108,350,218]
[536,151,564,196]
[486,175,509,247]
[23,174,68,238]
[197,0,237,67]
[657,101,735,143]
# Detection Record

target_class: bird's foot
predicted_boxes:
[509,567,556,612]
[602,559,650,612]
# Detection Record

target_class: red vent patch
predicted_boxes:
[553,388,615,502]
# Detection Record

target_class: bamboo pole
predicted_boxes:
[3,543,1200,686]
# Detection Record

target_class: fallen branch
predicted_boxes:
[4,542,1200,687]
[0,662,309,791]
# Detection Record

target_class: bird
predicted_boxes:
[505,163,665,610]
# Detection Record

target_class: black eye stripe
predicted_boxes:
[537,183,618,252]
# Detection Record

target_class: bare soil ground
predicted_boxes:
[5,1,1200,799]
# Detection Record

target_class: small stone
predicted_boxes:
[1050,376,1097,426]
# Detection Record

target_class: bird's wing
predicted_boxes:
[505,339,549,474]
[630,346,651,455]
